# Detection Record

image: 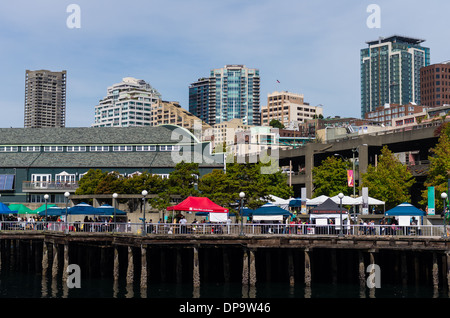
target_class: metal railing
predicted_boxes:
[0,221,448,238]
[22,181,79,192]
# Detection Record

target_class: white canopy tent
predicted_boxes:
[266,195,291,210]
[330,195,359,206]
[306,195,330,206]
[354,196,385,206]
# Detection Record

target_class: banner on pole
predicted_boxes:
[428,187,435,215]
[347,170,354,187]
[301,187,307,215]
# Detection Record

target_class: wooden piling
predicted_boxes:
[288,249,295,287]
[249,249,256,287]
[126,246,134,285]
[358,251,365,288]
[42,242,48,277]
[113,246,119,281]
[52,243,59,278]
[304,249,311,288]
[140,245,147,288]
[62,243,69,283]
[193,246,200,288]
[242,249,249,285]
[433,252,439,290]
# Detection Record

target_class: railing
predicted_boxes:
[22,181,79,192]
[0,221,448,238]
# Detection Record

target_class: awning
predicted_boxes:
[385,202,425,216]
[243,205,293,218]
[167,196,228,213]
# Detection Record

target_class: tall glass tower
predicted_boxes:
[360,35,430,118]
[189,65,260,126]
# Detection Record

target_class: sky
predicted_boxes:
[0,0,449,128]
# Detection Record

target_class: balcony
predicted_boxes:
[22,181,79,193]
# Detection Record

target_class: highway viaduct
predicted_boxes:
[278,121,444,201]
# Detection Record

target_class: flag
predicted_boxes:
[276,80,280,83]
[347,170,354,187]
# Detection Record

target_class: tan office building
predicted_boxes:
[261,91,323,127]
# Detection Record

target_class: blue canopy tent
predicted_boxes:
[37,206,65,216]
[0,202,12,214]
[68,202,100,215]
[243,205,293,221]
[288,198,303,208]
[95,204,127,216]
[385,202,425,226]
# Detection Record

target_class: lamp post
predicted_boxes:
[112,193,118,232]
[44,194,49,228]
[338,192,344,237]
[442,192,448,238]
[64,192,70,234]
[142,190,148,235]
[239,192,245,236]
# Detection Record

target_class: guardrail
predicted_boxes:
[22,181,79,192]
[0,221,447,237]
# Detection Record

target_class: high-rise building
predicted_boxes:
[24,69,67,128]
[92,77,161,127]
[189,65,260,126]
[360,35,430,118]
[261,91,323,127]
[420,61,450,107]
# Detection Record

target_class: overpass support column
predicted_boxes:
[305,145,315,198]
[358,144,369,190]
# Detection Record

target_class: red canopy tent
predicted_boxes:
[167,196,228,222]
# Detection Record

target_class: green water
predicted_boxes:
[0,271,447,299]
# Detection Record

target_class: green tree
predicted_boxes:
[312,156,352,197]
[75,169,109,195]
[361,146,415,209]
[269,119,285,129]
[420,123,450,211]
[167,161,200,199]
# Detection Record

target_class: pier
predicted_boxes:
[1,224,450,296]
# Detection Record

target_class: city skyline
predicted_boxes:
[1,1,450,128]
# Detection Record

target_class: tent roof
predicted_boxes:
[96,204,127,215]
[310,198,348,214]
[167,196,228,213]
[306,195,330,206]
[330,195,359,205]
[354,196,385,205]
[8,203,34,214]
[0,202,12,214]
[243,205,293,217]
[33,204,57,213]
[385,202,425,216]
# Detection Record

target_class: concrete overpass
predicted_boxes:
[279,121,444,198]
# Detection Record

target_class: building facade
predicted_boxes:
[189,65,260,126]
[151,100,211,131]
[261,91,323,127]
[0,125,223,204]
[420,62,450,107]
[24,70,67,128]
[364,103,427,127]
[360,35,430,118]
[92,77,161,127]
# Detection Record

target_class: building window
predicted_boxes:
[43,146,63,152]
[113,145,133,151]
[0,146,18,152]
[136,145,156,151]
[160,145,181,151]
[90,146,110,152]
[21,146,41,152]
[67,146,87,152]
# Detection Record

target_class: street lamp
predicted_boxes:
[44,194,49,227]
[64,192,70,234]
[142,190,148,235]
[112,193,118,232]
[442,192,448,238]
[338,192,344,237]
[239,192,245,236]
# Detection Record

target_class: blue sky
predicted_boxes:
[0,0,449,128]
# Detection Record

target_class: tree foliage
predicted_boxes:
[312,156,352,197]
[361,146,415,209]
[420,123,450,211]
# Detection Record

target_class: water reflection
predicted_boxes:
[1,270,449,298]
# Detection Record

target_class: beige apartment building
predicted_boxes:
[261,91,323,128]
[151,100,211,131]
